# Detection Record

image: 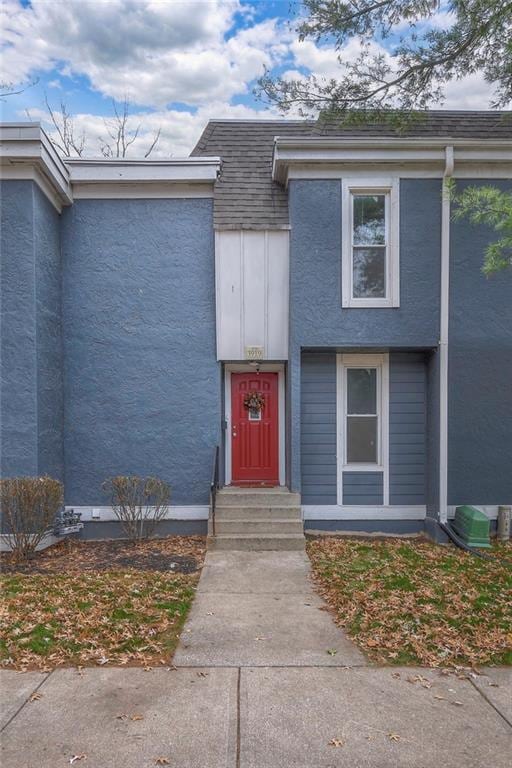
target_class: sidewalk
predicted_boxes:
[1,551,511,767]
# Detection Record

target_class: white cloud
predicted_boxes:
[0,0,288,107]
[442,73,505,110]
[289,37,392,80]
[288,36,509,111]
[2,0,506,161]
[28,101,283,158]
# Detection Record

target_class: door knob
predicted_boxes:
[232,428,237,438]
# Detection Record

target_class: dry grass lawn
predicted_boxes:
[307,537,512,667]
[0,537,206,671]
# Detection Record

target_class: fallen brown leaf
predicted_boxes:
[306,538,512,668]
[0,537,205,671]
[29,692,42,702]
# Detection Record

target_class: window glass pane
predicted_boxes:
[353,247,386,298]
[347,368,377,414]
[347,416,378,463]
[353,195,385,245]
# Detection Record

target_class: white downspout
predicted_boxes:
[439,146,454,524]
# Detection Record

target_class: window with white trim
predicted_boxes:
[338,354,389,472]
[346,367,379,463]
[342,179,400,308]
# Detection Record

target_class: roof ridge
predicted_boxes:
[203,118,311,124]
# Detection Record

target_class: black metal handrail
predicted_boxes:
[210,445,220,536]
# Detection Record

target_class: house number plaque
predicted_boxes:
[245,345,264,360]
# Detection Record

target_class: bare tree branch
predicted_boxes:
[99,98,161,158]
[0,77,38,101]
[44,95,86,157]
[44,97,162,159]
[144,127,161,158]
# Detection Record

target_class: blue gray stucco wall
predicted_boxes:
[289,178,441,493]
[289,179,442,349]
[0,180,63,480]
[61,198,219,507]
[448,180,512,505]
[34,185,64,479]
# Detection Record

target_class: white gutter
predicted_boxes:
[0,123,221,209]
[0,122,72,206]
[439,146,454,524]
[66,156,221,184]
[272,136,512,185]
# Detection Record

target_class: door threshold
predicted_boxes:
[223,484,288,490]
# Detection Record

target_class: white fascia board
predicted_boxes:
[273,136,512,184]
[73,182,215,199]
[67,157,220,184]
[286,164,512,180]
[0,122,72,207]
[0,123,221,207]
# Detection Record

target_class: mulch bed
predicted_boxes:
[1,536,206,575]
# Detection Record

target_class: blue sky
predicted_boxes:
[0,0,495,156]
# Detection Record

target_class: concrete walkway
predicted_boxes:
[173,550,365,667]
[1,551,511,767]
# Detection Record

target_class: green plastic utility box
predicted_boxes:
[452,505,491,548]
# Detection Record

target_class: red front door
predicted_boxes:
[231,372,279,485]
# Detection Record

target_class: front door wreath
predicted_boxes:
[243,391,265,412]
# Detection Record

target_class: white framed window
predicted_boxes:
[341,178,400,308]
[336,353,389,502]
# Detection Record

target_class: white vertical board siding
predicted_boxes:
[215,230,289,360]
[215,231,242,359]
[242,231,266,349]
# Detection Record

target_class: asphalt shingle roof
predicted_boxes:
[191,112,512,229]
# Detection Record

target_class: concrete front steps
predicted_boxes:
[208,487,305,551]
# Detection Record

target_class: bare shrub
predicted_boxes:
[102,476,170,542]
[0,477,63,560]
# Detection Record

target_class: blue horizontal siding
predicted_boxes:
[343,472,383,505]
[389,352,427,505]
[300,353,337,504]
[300,351,427,508]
